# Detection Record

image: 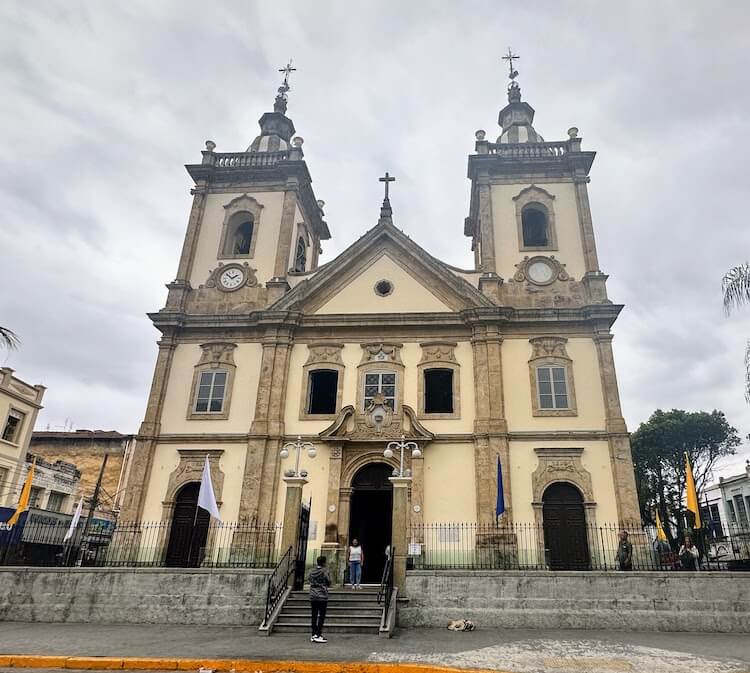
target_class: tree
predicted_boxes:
[631,409,740,543]
[0,326,20,350]
[722,263,750,402]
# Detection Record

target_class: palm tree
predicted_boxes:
[0,326,20,351]
[722,262,750,402]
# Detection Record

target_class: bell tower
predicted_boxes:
[465,52,608,308]
[163,63,330,316]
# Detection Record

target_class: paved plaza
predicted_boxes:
[0,623,748,673]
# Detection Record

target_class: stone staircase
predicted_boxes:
[272,588,383,634]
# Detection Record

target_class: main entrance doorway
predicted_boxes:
[165,482,210,567]
[542,482,590,570]
[348,463,393,584]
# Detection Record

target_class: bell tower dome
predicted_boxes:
[465,51,607,307]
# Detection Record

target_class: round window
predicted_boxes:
[374,280,394,297]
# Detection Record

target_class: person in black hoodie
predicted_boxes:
[308,555,331,643]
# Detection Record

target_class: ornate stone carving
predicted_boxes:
[359,342,403,365]
[529,336,570,361]
[513,185,558,252]
[418,341,457,364]
[217,194,263,260]
[197,341,237,368]
[162,449,225,518]
[202,261,259,290]
[513,256,570,284]
[531,447,594,503]
[319,405,434,443]
[304,343,344,366]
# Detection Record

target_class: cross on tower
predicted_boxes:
[502,47,520,81]
[278,59,296,91]
[379,172,395,200]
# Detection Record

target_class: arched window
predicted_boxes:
[232,219,254,255]
[294,236,307,272]
[221,212,254,257]
[522,205,548,247]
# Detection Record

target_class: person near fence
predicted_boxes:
[678,536,700,571]
[616,530,633,571]
[308,554,331,643]
[348,538,364,589]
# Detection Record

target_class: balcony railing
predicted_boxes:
[212,151,290,168]
[485,141,568,159]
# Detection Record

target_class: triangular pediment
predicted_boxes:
[271,221,493,314]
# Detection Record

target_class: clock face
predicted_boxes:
[527,260,555,285]
[219,267,244,290]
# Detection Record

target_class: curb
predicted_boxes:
[0,656,505,673]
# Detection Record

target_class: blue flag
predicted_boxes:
[496,455,505,519]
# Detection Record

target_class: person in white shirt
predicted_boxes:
[678,536,700,571]
[348,538,364,589]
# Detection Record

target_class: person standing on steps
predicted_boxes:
[348,538,364,589]
[308,555,331,643]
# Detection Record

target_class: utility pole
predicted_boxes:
[76,454,108,567]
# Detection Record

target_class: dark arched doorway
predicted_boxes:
[165,482,210,567]
[348,463,393,584]
[542,482,590,570]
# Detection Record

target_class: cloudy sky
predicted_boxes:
[2,1,749,477]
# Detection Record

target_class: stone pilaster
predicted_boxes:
[273,185,299,279]
[471,326,511,523]
[573,177,600,274]
[280,476,308,556]
[238,328,295,523]
[324,444,343,543]
[389,476,411,593]
[594,333,641,523]
[120,338,177,521]
[477,174,496,273]
[410,453,425,539]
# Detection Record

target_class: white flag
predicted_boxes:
[197,455,221,521]
[64,497,84,542]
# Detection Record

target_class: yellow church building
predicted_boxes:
[120,65,640,578]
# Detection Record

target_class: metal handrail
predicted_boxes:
[377,546,394,614]
[263,545,294,624]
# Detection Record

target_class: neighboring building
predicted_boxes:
[24,453,81,515]
[0,367,45,508]
[705,461,750,536]
[30,430,135,517]
[120,64,641,574]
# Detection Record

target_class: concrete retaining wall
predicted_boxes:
[0,567,270,625]
[401,570,750,633]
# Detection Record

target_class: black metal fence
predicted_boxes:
[0,519,282,568]
[411,522,750,571]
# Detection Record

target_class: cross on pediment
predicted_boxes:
[379,172,395,200]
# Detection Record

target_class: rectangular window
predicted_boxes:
[2,409,25,444]
[307,370,338,415]
[46,491,66,513]
[363,371,396,411]
[194,370,227,413]
[29,486,43,509]
[734,495,749,526]
[726,500,737,523]
[0,466,8,497]
[424,369,454,414]
[536,366,569,409]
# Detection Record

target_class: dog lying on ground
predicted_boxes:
[447,619,476,631]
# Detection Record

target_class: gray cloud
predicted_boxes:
[2,0,749,477]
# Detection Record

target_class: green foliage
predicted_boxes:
[0,326,20,350]
[631,409,740,541]
[722,263,750,402]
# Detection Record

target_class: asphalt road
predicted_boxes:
[0,623,748,673]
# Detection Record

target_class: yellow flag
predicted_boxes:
[685,452,701,529]
[6,459,35,527]
[655,510,668,541]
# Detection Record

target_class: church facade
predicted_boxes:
[120,69,641,572]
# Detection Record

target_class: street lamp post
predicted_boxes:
[280,436,317,477]
[384,434,421,477]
